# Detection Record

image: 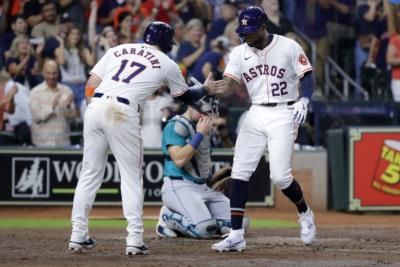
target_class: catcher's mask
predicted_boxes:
[190,96,219,116]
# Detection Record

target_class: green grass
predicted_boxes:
[0,218,297,229]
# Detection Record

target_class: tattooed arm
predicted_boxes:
[220,75,242,97]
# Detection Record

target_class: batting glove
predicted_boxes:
[190,76,203,89]
[292,97,310,125]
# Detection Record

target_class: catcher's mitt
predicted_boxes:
[208,166,231,195]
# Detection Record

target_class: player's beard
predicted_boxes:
[247,35,265,49]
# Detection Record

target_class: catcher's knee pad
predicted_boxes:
[271,175,293,190]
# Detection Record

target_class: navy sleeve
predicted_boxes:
[299,71,315,99]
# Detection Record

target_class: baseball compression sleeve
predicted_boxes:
[300,71,315,99]
[177,86,208,104]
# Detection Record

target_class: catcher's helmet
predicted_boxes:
[143,21,175,53]
[190,96,219,116]
[236,6,268,35]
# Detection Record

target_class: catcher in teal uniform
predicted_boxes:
[156,96,249,238]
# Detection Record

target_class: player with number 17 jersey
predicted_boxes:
[224,35,312,104]
[90,43,188,102]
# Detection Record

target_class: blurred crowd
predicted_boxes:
[0,0,399,149]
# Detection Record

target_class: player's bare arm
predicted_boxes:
[203,73,227,95]
[84,74,102,104]
[168,116,212,167]
[221,75,240,97]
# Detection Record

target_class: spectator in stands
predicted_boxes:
[133,17,152,43]
[4,79,33,146]
[141,0,178,24]
[0,71,17,145]
[261,0,310,55]
[364,0,391,99]
[326,0,355,45]
[303,0,331,96]
[223,20,241,48]
[115,11,135,44]
[177,18,207,78]
[0,0,9,35]
[281,0,306,32]
[31,1,59,40]
[386,3,400,101]
[58,0,86,31]
[55,25,95,113]
[192,36,230,83]
[141,87,174,148]
[23,0,46,28]
[0,71,17,130]
[175,0,212,25]
[30,59,77,147]
[261,0,294,36]
[112,0,149,35]
[207,0,238,40]
[41,12,75,60]
[170,19,185,60]
[0,15,29,66]
[6,35,42,89]
[208,0,227,22]
[97,0,125,27]
[88,1,118,61]
[355,0,382,84]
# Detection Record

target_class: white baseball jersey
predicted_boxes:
[71,43,189,249]
[90,43,189,103]
[224,35,312,104]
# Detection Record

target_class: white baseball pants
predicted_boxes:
[71,96,144,246]
[231,104,298,189]
[161,177,230,225]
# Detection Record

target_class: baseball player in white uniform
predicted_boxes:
[212,6,317,252]
[68,21,226,256]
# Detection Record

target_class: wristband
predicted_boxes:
[85,85,95,97]
[189,132,204,149]
[300,97,310,105]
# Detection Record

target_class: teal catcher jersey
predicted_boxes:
[162,115,211,183]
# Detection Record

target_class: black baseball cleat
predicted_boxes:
[126,244,149,255]
[69,238,96,253]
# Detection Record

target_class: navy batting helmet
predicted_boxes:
[143,21,175,53]
[236,6,268,35]
[191,96,219,116]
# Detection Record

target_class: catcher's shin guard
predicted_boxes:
[162,208,217,238]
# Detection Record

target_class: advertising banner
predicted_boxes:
[0,149,273,206]
[349,128,400,210]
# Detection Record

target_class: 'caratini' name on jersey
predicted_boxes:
[113,48,161,69]
[243,64,285,83]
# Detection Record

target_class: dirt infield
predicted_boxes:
[1,207,400,267]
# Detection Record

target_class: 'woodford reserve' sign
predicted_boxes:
[0,148,273,206]
[349,128,400,211]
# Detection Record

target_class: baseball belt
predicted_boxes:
[93,93,140,112]
[255,101,295,107]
